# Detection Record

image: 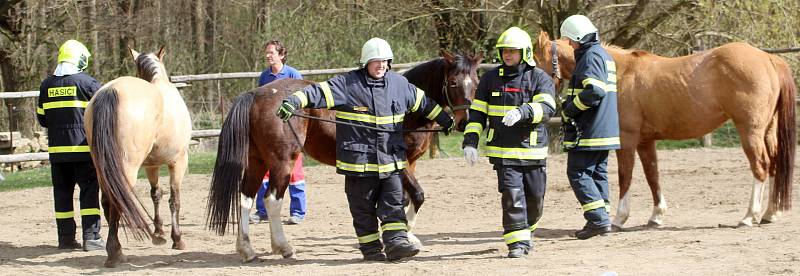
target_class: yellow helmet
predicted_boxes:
[57,40,91,71]
[495,27,534,66]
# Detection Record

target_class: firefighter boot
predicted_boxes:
[384,230,419,261]
[57,219,81,250]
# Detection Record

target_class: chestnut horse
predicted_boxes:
[85,48,192,267]
[206,51,482,262]
[533,31,796,229]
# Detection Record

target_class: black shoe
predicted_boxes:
[385,240,420,261]
[507,247,529,258]
[363,252,387,262]
[575,225,612,240]
[58,240,81,250]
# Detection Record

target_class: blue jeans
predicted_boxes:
[254,180,306,219]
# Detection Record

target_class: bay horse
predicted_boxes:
[206,50,482,262]
[85,47,192,267]
[533,31,796,229]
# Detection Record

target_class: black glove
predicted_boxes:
[441,119,455,136]
[276,101,296,121]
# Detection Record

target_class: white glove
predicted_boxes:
[463,146,478,166]
[502,108,522,126]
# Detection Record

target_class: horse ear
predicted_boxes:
[440,49,454,63]
[473,51,484,64]
[157,46,166,60]
[537,31,550,49]
[129,47,140,61]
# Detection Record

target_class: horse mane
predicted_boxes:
[135,53,166,82]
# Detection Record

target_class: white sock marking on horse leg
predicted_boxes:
[612,192,631,228]
[762,177,781,223]
[648,192,667,226]
[266,192,293,258]
[405,202,423,248]
[237,194,256,262]
[740,178,766,226]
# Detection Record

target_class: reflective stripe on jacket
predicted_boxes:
[463,64,556,166]
[286,70,451,178]
[37,73,101,163]
[562,41,621,151]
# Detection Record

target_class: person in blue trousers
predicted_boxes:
[250,39,307,225]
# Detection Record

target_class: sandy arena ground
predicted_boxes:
[1,148,798,275]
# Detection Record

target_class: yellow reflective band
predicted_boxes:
[578,137,620,147]
[487,128,495,142]
[581,78,607,91]
[47,86,77,97]
[582,200,606,212]
[566,88,584,96]
[607,84,618,92]
[80,208,102,216]
[530,131,537,145]
[484,146,548,160]
[43,100,89,110]
[572,95,590,111]
[335,160,407,173]
[55,211,75,219]
[336,111,405,125]
[607,73,617,83]
[426,105,443,120]
[526,103,544,123]
[470,99,488,113]
[37,107,45,115]
[381,222,408,232]
[529,223,538,233]
[49,145,90,153]
[319,81,334,108]
[563,141,576,147]
[532,93,556,109]
[291,91,308,108]
[498,68,504,76]
[491,91,500,97]
[357,233,380,244]
[503,229,531,244]
[606,61,616,71]
[487,104,516,117]
[464,122,483,135]
[411,88,425,112]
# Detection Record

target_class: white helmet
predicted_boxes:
[495,27,535,66]
[359,37,393,67]
[560,15,598,43]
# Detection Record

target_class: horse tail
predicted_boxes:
[206,91,255,235]
[772,55,796,211]
[90,86,152,240]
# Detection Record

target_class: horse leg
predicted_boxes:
[638,140,666,227]
[235,156,266,263]
[761,116,781,224]
[265,162,294,258]
[401,165,424,249]
[145,166,167,246]
[612,148,636,230]
[102,194,127,268]
[737,128,771,227]
[167,151,188,250]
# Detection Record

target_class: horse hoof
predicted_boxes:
[172,241,186,250]
[282,251,295,259]
[104,254,127,268]
[645,220,662,228]
[152,236,167,246]
[610,225,624,232]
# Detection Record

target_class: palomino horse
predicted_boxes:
[85,47,192,267]
[533,31,796,229]
[206,51,482,262]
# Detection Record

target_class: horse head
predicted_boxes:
[129,46,170,83]
[533,31,576,90]
[439,50,483,132]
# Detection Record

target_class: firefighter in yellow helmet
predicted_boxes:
[36,39,105,251]
[560,15,620,239]
[462,27,556,257]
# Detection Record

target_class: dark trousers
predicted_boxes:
[496,165,547,249]
[51,161,102,242]
[566,150,611,228]
[344,173,408,254]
